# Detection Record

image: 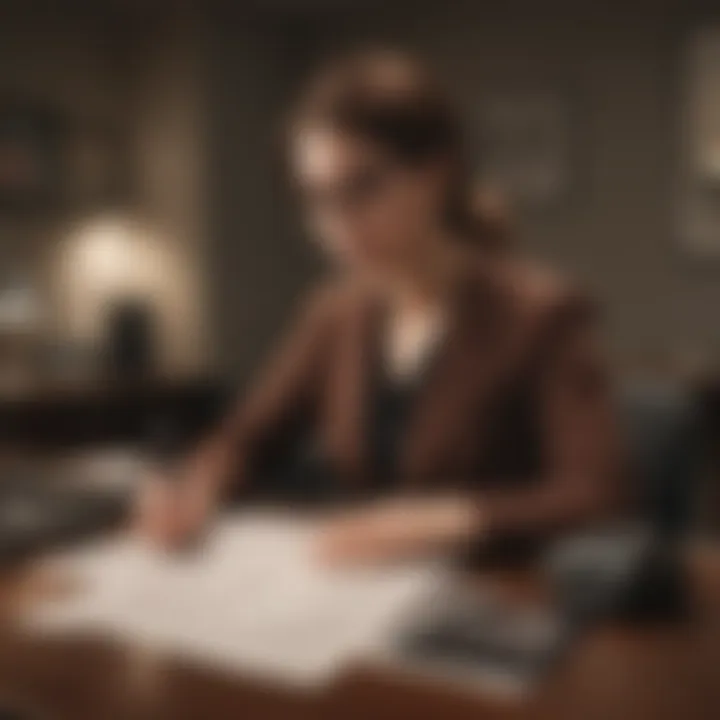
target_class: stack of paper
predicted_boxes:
[26,512,441,687]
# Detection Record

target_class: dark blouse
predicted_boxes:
[366,334,442,492]
[367,369,422,491]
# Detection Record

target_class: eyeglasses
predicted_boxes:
[299,160,401,216]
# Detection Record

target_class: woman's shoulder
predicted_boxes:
[293,277,373,329]
[470,254,595,328]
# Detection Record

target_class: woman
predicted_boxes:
[139,50,617,564]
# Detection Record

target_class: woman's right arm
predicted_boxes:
[136,287,338,545]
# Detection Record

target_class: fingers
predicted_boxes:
[134,477,196,548]
[315,498,482,568]
[318,529,398,566]
[316,512,418,567]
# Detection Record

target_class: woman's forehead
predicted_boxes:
[293,127,385,179]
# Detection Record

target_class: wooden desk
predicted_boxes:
[0,553,718,720]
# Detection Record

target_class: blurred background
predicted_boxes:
[0,0,719,526]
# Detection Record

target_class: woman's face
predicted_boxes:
[292,127,447,278]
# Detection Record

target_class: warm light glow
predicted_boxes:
[51,212,201,373]
[68,216,137,289]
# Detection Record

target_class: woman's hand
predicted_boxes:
[316,496,483,567]
[134,470,217,548]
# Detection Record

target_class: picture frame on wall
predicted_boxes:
[677,25,720,258]
[0,95,67,214]
[476,90,574,210]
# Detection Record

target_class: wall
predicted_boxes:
[204,8,321,380]
[121,8,210,375]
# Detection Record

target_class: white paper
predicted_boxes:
[26,512,441,687]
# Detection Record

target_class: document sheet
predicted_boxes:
[25,512,441,687]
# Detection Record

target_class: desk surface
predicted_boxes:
[0,551,718,720]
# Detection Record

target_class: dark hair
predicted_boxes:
[288,49,509,253]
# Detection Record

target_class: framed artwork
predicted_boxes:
[476,91,574,209]
[677,26,720,257]
[0,96,67,213]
